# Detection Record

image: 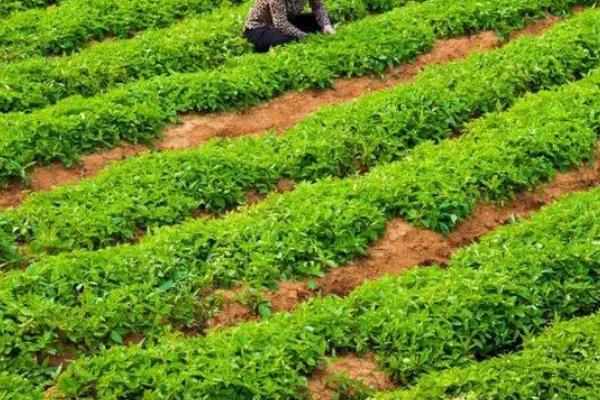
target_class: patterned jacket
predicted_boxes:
[245,0,332,38]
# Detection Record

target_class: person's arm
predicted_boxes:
[309,0,334,33]
[268,0,307,38]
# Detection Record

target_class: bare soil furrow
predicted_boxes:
[307,353,394,400]
[0,15,560,208]
[208,153,600,331]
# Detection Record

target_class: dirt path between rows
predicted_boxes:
[42,155,600,400]
[0,15,561,208]
[208,154,600,327]
[307,353,395,399]
[206,153,600,399]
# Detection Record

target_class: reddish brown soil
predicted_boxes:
[209,155,600,328]
[0,144,147,207]
[30,15,582,396]
[209,151,600,396]
[0,15,561,208]
[160,31,502,149]
[307,353,395,400]
[123,332,145,345]
[205,287,259,328]
[205,280,313,329]
[45,352,76,369]
[510,14,562,37]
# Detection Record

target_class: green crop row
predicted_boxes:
[0,0,55,19]
[3,7,599,258]
[0,0,237,63]
[53,163,600,399]
[0,0,411,113]
[378,312,600,400]
[0,4,252,113]
[0,0,590,187]
[2,58,599,390]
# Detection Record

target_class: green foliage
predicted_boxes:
[0,372,43,399]
[0,0,414,65]
[233,287,272,317]
[0,0,589,186]
[0,0,432,184]
[0,0,406,113]
[0,210,20,267]
[0,0,55,19]
[56,163,600,398]
[0,232,20,269]
[380,312,600,399]
[5,5,600,257]
[0,4,252,113]
[2,55,600,391]
[328,373,375,400]
[0,0,236,62]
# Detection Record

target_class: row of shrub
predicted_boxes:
[0,3,252,113]
[2,7,599,257]
[0,0,55,19]
[379,311,600,399]
[52,163,600,398]
[0,0,237,62]
[1,60,599,391]
[0,0,591,186]
[0,0,413,113]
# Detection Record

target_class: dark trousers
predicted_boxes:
[244,13,321,53]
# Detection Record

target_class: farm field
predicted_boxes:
[1,0,600,399]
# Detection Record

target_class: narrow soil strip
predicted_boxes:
[211,151,600,400]
[207,152,600,329]
[307,353,395,400]
[159,31,502,149]
[39,144,600,400]
[0,15,561,208]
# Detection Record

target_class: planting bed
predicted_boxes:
[0,1,599,399]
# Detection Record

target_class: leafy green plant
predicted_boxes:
[327,372,375,400]
[0,372,43,400]
[0,0,55,19]
[55,163,600,398]
[2,57,600,393]
[0,0,239,62]
[0,231,20,269]
[3,5,599,259]
[379,312,600,399]
[0,0,590,187]
[0,0,413,64]
[233,287,272,317]
[0,0,409,113]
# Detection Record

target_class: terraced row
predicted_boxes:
[52,162,600,399]
[0,3,252,113]
[0,0,239,63]
[3,7,599,260]
[379,312,600,399]
[0,0,592,187]
[2,54,599,392]
[0,0,406,114]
